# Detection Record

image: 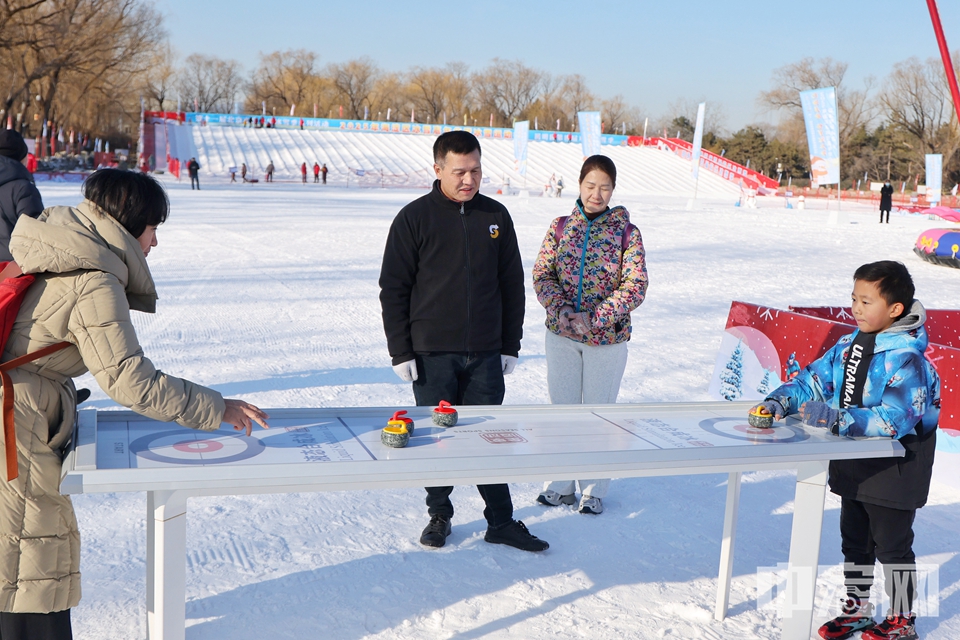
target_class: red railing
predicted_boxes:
[637,137,780,192]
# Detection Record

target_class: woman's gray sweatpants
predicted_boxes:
[542,329,628,499]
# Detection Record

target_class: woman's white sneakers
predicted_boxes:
[537,491,604,514]
[537,490,576,506]
[578,495,603,515]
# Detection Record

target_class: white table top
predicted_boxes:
[61,402,903,496]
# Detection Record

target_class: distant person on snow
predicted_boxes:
[556,175,564,197]
[379,130,548,554]
[265,161,274,182]
[313,162,320,183]
[241,163,248,183]
[321,163,328,184]
[187,157,201,190]
[532,155,648,515]
[0,129,44,261]
[880,181,893,224]
[300,162,307,184]
[0,169,269,640]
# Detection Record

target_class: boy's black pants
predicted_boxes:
[841,497,917,614]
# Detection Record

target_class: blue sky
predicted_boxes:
[157,0,960,131]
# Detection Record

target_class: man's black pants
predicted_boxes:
[841,497,917,614]
[190,175,200,190]
[412,351,513,528]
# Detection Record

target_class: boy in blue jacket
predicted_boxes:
[752,261,940,640]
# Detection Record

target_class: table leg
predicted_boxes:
[146,490,189,640]
[715,471,742,621]
[781,461,828,640]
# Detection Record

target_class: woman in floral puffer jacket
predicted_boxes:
[532,155,648,515]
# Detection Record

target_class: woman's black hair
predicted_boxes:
[579,155,617,188]
[82,169,169,238]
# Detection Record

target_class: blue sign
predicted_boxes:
[799,87,840,186]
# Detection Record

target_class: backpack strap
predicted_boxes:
[622,221,635,252]
[0,262,22,281]
[1,342,72,481]
[553,216,569,245]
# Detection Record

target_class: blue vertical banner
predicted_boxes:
[691,102,706,180]
[926,154,943,203]
[513,120,529,176]
[799,87,840,186]
[577,111,602,158]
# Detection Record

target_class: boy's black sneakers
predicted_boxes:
[419,514,451,548]
[861,613,917,640]
[484,520,549,552]
[818,597,875,639]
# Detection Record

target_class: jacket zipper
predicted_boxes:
[575,217,594,312]
[460,202,471,351]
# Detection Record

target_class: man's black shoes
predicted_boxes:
[484,520,549,552]
[419,514,452,548]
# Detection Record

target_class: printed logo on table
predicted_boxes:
[481,431,526,444]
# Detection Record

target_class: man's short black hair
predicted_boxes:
[433,131,481,166]
[854,260,914,315]
[82,169,169,239]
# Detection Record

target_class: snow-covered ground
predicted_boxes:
[36,180,960,639]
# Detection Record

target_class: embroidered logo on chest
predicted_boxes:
[489,224,499,238]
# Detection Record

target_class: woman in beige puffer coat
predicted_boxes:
[0,169,268,639]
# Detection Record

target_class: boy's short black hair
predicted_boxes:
[854,260,914,315]
[82,169,169,239]
[433,131,481,166]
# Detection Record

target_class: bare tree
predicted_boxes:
[559,74,595,116]
[140,42,177,111]
[407,66,449,123]
[758,57,874,146]
[601,95,634,133]
[248,49,320,115]
[177,53,244,113]
[879,55,960,155]
[443,62,472,123]
[0,0,51,49]
[2,0,164,130]
[367,71,409,121]
[329,57,379,119]
[473,58,545,125]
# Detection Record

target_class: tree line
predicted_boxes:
[146,50,643,136]
[2,0,959,186]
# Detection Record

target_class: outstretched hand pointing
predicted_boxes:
[223,399,270,436]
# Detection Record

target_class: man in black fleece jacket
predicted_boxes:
[379,131,547,552]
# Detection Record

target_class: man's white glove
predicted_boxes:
[501,355,518,375]
[392,359,418,382]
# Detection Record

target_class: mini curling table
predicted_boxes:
[60,401,903,640]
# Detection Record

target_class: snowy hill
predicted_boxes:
[188,126,742,199]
